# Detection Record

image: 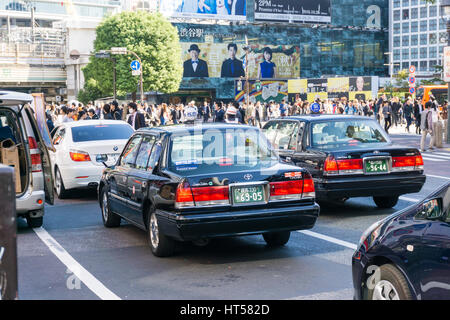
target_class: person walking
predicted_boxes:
[382,101,392,133]
[420,102,435,152]
[404,99,413,133]
[103,104,114,120]
[127,102,146,130]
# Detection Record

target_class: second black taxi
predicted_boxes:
[263,115,426,208]
[98,124,320,257]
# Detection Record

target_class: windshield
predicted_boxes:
[168,128,279,175]
[311,119,390,149]
[71,124,133,142]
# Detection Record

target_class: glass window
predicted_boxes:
[394,0,400,8]
[394,10,400,21]
[120,135,142,168]
[429,60,438,70]
[420,33,428,45]
[402,22,409,33]
[411,7,418,19]
[274,121,300,150]
[393,36,401,48]
[311,120,389,149]
[429,19,437,31]
[402,35,409,47]
[169,128,278,175]
[411,21,418,32]
[420,47,427,58]
[71,124,133,142]
[402,0,409,6]
[402,48,409,60]
[411,0,418,5]
[429,47,437,58]
[411,34,418,46]
[420,6,427,18]
[402,62,409,69]
[420,60,427,70]
[429,6,437,17]
[420,20,427,32]
[429,33,437,44]
[394,23,401,34]
[402,9,409,20]
[393,49,401,61]
[52,128,65,145]
[411,48,418,59]
[440,19,446,30]
[440,32,448,44]
[134,135,156,171]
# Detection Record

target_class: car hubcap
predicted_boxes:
[55,170,61,195]
[150,214,159,248]
[372,280,400,300]
[102,192,109,221]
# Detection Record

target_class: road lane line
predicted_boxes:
[427,174,450,180]
[422,157,445,162]
[421,154,450,160]
[298,230,357,250]
[33,227,121,300]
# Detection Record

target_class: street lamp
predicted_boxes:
[440,0,450,143]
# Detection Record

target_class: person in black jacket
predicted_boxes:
[221,43,245,78]
[127,102,146,130]
[111,100,122,120]
[403,99,413,133]
[103,104,114,120]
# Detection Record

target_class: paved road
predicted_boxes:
[16,133,450,300]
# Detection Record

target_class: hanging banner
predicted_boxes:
[254,0,331,24]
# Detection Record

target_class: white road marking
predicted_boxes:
[399,196,420,203]
[421,154,450,160]
[298,230,357,250]
[33,227,121,300]
[287,288,353,300]
[427,174,450,180]
[432,152,450,156]
[422,156,445,162]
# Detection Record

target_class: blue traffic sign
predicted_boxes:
[311,103,320,113]
[130,60,141,71]
[409,87,415,94]
[408,76,415,85]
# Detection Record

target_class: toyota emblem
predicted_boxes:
[244,174,253,181]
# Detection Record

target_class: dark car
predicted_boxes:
[98,124,320,257]
[352,181,450,300]
[262,115,426,208]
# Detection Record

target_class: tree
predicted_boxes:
[77,78,103,105]
[82,11,183,99]
[394,69,409,87]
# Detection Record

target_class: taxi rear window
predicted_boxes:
[311,119,389,149]
[168,128,278,174]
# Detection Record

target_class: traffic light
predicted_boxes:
[237,80,242,91]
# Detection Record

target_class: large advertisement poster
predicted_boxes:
[235,80,288,103]
[181,43,300,78]
[254,0,331,24]
[159,0,246,20]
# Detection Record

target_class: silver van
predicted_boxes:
[0,91,54,228]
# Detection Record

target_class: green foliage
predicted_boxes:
[77,78,103,104]
[82,11,183,97]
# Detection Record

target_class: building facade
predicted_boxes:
[390,0,448,78]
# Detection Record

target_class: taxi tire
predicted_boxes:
[26,216,43,228]
[100,186,121,228]
[147,210,175,257]
[373,196,399,209]
[55,167,69,199]
[263,231,291,246]
[364,264,413,300]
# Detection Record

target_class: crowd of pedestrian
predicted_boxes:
[44,94,448,153]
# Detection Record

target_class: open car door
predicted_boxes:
[23,105,54,205]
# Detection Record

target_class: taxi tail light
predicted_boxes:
[28,137,42,173]
[69,150,91,162]
[270,180,303,201]
[192,185,229,206]
[175,181,195,208]
[392,155,423,171]
[324,155,338,175]
[302,172,315,199]
[336,158,363,174]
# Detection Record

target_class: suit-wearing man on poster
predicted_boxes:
[221,43,245,78]
[183,44,209,77]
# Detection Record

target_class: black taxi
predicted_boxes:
[98,124,320,257]
[263,115,426,208]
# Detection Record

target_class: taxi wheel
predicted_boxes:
[54,167,68,199]
[147,210,175,257]
[373,196,399,209]
[263,231,291,246]
[100,186,121,228]
[364,264,413,300]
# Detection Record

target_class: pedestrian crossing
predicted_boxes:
[421,150,450,162]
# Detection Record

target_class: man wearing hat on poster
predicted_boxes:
[183,44,209,77]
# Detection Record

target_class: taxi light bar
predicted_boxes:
[69,150,91,162]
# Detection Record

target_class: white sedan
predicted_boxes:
[49,120,134,198]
